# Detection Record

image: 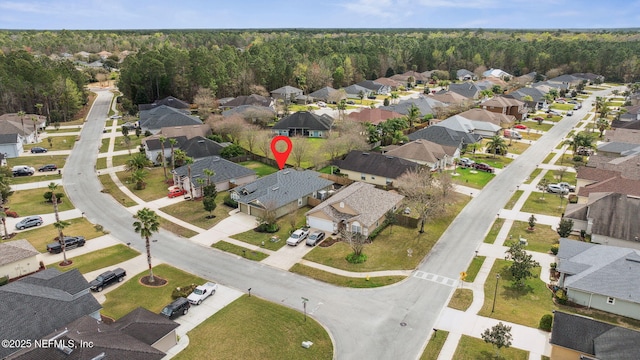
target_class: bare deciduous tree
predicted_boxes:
[210,115,245,144]
[241,124,261,154]
[340,227,367,257]
[255,131,273,159]
[396,168,439,233]
[290,136,310,168]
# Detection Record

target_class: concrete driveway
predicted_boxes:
[190,210,257,246]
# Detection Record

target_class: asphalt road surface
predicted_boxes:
[63,87,618,359]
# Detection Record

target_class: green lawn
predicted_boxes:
[504,221,558,254]
[24,135,78,151]
[212,241,269,261]
[520,191,567,217]
[44,128,81,133]
[448,288,473,311]
[98,174,137,207]
[504,190,523,210]
[483,218,504,244]
[522,121,554,132]
[5,217,106,252]
[541,169,576,184]
[10,173,61,185]
[465,256,486,282]
[244,137,327,169]
[50,244,139,273]
[542,152,556,164]
[96,153,133,170]
[525,168,542,183]
[290,263,405,288]
[6,186,74,216]
[99,138,110,153]
[157,217,199,238]
[550,103,575,111]
[420,330,449,360]
[555,153,587,168]
[478,260,555,328]
[101,264,207,320]
[175,295,333,360]
[239,161,279,177]
[7,154,68,170]
[466,153,514,169]
[504,142,530,155]
[160,192,232,230]
[304,195,469,271]
[113,135,143,152]
[232,207,309,251]
[452,335,529,360]
[450,167,495,190]
[116,167,171,202]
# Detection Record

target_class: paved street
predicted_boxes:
[58,86,619,359]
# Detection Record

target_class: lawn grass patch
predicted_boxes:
[304,194,469,271]
[452,335,529,360]
[99,138,110,153]
[101,264,207,320]
[157,217,199,238]
[231,207,308,251]
[483,218,504,244]
[9,217,106,252]
[239,161,279,177]
[174,295,333,360]
[160,192,232,230]
[50,244,139,273]
[419,330,449,360]
[212,241,268,261]
[504,221,558,254]
[448,288,473,311]
[523,122,554,132]
[525,168,542,184]
[44,128,81,133]
[550,103,575,111]
[465,256,486,282]
[478,260,554,328]
[504,142,530,155]
[450,167,495,190]
[116,167,171,202]
[466,153,513,169]
[10,173,61,185]
[290,263,405,288]
[520,191,567,217]
[113,135,143,152]
[541,169,577,184]
[23,135,78,151]
[555,153,587,168]
[504,190,523,210]
[96,157,106,169]
[7,186,74,216]
[542,152,556,164]
[7,154,69,170]
[98,174,137,207]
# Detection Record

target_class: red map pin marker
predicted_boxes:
[270,135,292,170]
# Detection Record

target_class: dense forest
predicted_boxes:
[1,29,640,113]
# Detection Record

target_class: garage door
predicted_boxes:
[307,216,334,233]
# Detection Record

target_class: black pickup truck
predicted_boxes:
[46,236,86,254]
[89,268,127,292]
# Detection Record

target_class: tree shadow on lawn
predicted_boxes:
[498,268,536,299]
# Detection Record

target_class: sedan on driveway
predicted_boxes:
[30,147,48,153]
[306,231,325,246]
[514,124,527,130]
[286,228,309,246]
[16,216,43,230]
[38,164,58,172]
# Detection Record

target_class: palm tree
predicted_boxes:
[185,157,195,200]
[31,116,39,142]
[358,90,365,104]
[203,169,215,186]
[0,194,7,239]
[158,135,167,180]
[169,138,178,170]
[48,182,70,264]
[196,178,206,199]
[126,153,151,172]
[486,135,507,158]
[173,149,187,168]
[596,118,609,138]
[17,111,26,142]
[406,104,421,130]
[133,208,160,284]
[131,169,148,190]
[390,92,399,104]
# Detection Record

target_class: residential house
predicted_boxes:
[480,96,527,120]
[10,308,179,360]
[564,192,640,247]
[572,72,605,83]
[0,113,46,145]
[379,95,445,117]
[0,134,23,158]
[533,80,569,92]
[182,136,229,159]
[597,142,640,157]
[433,115,502,138]
[231,169,333,219]
[428,91,471,107]
[575,167,621,194]
[356,80,391,95]
[457,108,516,129]
[0,239,41,281]
[272,111,334,138]
[306,182,404,237]
[309,86,346,103]
[343,84,373,99]
[138,96,190,111]
[447,82,482,100]
[347,108,403,126]
[390,70,429,85]
[482,68,511,79]
[218,94,273,110]
[408,126,482,152]
[584,154,640,181]
[172,155,257,197]
[515,72,539,85]
[385,139,458,171]
[156,124,212,140]
[456,69,476,81]
[548,74,584,88]
[0,269,102,359]
[507,86,549,110]
[142,135,188,165]
[335,150,420,186]
[550,311,640,360]
[138,105,202,135]
[556,238,640,320]
[222,105,276,125]
[612,105,640,129]
[270,85,303,102]
[374,77,403,91]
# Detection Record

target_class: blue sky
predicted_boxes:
[0,0,638,30]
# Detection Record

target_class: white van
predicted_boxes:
[503,129,522,140]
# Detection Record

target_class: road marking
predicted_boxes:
[309,301,323,315]
[413,271,459,287]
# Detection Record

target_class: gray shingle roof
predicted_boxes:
[219,94,272,108]
[115,307,179,346]
[0,133,19,144]
[342,84,372,97]
[336,150,420,179]
[356,80,388,93]
[271,85,303,96]
[309,86,343,101]
[448,82,481,99]
[0,269,101,359]
[379,95,444,116]
[233,169,333,209]
[272,111,334,131]
[181,136,226,159]
[557,238,640,303]
[173,156,256,185]
[138,96,190,111]
[144,136,187,152]
[0,239,39,266]
[550,311,640,359]
[408,126,482,148]
[139,105,202,131]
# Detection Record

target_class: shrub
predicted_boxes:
[43,192,64,203]
[550,262,557,270]
[550,244,559,255]
[346,253,367,264]
[0,275,8,287]
[223,194,238,208]
[256,223,279,233]
[5,211,18,218]
[539,314,553,331]
[555,289,568,305]
[171,284,198,299]
[94,224,104,232]
[572,155,584,162]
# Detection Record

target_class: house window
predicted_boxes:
[607,297,615,305]
[351,222,362,234]
[297,198,303,206]
[361,173,366,180]
[386,178,392,185]
[371,176,375,180]
[231,192,239,201]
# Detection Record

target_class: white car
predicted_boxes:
[317,101,327,107]
[286,228,309,246]
[547,184,569,195]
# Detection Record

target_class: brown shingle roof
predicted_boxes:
[0,239,39,266]
[604,128,640,145]
[347,108,403,125]
[577,176,640,197]
[385,139,455,164]
[480,96,525,108]
[576,166,620,182]
[457,108,516,128]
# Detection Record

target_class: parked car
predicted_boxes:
[30,147,48,153]
[306,231,325,246]
[38,164,58,172]
[187,282,218,305]
[317,101,327,107]
[15,216,43,230]
[547,184,569,195]
[514,124,527,130]
[286,227,310,246]
[167,187,187,198]
[122,122,137,130]
[567,110,574,116]
[12,166,35,177]
[457,157,475,167]
[576,147,594,156]
[557,182,576,192]
[110,115,122,119]
[503,129,522,140]
[346,100,355,105]
[161,297,190,319]
[46,236,86,254]
[473,163,494,173]
[89,268,126,292]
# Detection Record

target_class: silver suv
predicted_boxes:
[15,216,43,230]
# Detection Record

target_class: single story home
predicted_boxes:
[433,115,502,138]
[385,139,458,171]
[408,125,482,151]
[172,156,257,198]
[0,239,41,281]
[138,105,202,135]
[0,133,24,158]
[306,182,404,237]
[480,96,527,121]
[272,111,334,138]
[270,85,303,102]
[347,108,404,126]
[138,95,190,111]
[343,84,373,99]
[335,150,420,187]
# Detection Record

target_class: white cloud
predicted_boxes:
[0,1,50,14]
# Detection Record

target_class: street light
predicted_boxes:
[491,274,501,313]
